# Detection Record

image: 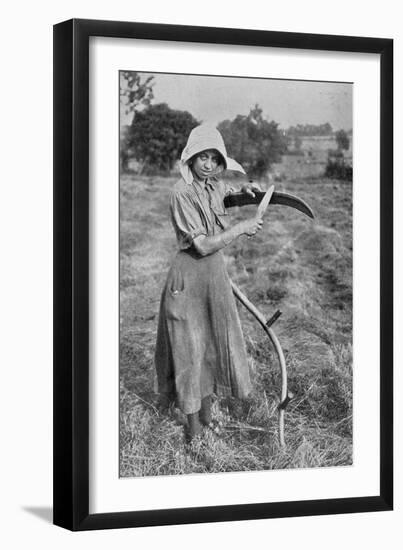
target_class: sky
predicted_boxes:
[121,72,352,131]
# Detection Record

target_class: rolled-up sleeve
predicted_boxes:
[170,190,207,249]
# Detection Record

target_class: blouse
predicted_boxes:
[169,176,233,249]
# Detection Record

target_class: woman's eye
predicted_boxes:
[198,153,218,164]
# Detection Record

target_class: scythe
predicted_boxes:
[225,189,314,446]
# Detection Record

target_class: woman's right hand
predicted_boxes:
[240,217,263,237]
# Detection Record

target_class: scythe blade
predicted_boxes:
[224,190,315,219]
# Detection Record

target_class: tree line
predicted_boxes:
[120,72,349,178]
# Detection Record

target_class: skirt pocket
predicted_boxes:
[165,268,187,321]
[165,289,187,321]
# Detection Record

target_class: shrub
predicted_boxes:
[325,151,352,181]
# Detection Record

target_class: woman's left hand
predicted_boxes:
[241,182,262,198]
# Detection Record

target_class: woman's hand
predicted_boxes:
[241,181,262,197]
[193,215,264,256]
[240,217,264,237]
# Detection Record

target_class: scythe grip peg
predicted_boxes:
[266,309,282,328]
[278,391,295,411]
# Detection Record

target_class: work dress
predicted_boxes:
[154,176,251,415]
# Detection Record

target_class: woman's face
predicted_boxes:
[191,149,223,180]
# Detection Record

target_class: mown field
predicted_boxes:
[119,173,352,477]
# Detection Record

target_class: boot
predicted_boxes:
[199,395,212,426]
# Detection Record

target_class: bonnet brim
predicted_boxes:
[180,124,246,184]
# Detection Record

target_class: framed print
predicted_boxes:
[53,19,393,530]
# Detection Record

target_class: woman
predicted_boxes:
[154,124,263,441]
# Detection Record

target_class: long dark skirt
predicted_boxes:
[154,248,251,414]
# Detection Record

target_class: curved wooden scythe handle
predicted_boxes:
[230,280,288,447]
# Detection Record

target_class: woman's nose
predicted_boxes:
[204,158,212,169]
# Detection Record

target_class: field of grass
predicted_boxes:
[119,173,352,477]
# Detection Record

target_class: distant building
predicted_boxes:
[288,133,352,154]
[273,131,353,180]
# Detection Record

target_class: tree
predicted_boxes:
[120,72,155,171]
[335,129,350,151]
[127,103,199,173]
[120,71,154,118]
[218,105,287,178]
